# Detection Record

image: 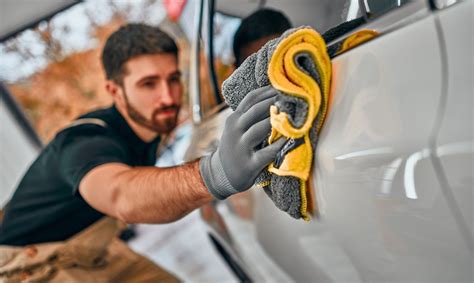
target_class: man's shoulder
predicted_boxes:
[53,106,124,150]
[79,106,114,120]
[56,119,110,141]
[57,106,115,138]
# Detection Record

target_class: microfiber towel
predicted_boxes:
[222,26,331,221]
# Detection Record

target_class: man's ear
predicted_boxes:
[106,80,127,112]
[105,80,120,98]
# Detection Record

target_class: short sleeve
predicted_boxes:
[58,132,130,194]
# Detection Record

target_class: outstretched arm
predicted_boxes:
[79,160,211,224]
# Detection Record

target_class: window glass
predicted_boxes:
[319,0,410,43]
[365,0,410,18]
[198,11,240,117]
[339,0,410,22]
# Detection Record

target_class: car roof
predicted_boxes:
[0,0,80,42]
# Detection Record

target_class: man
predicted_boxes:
[0,23,284,282]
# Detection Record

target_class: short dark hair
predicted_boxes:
[233,9,292,66]
[101,23,178,83]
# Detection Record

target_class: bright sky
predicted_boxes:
[0,0,168,83]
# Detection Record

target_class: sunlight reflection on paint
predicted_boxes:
[379,158,403,196]
[404,148,430,199]
[335,147,394,160]
[404,141,473,200]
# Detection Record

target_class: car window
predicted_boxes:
[322,0,420,57]
[325,0,411,37]
[365,0,410,18]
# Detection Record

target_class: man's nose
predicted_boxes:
[158,81,174,106]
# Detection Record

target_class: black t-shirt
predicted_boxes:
[0,105,160,246]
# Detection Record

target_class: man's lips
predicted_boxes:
[155,107,178,117]
[158,110,175,116]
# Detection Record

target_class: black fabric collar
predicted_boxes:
[79,104,161,162]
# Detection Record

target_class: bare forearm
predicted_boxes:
[114,160,213,224]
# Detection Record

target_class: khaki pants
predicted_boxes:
[0,218,180,282]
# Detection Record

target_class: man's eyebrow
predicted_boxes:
[136,71,182,86]
[136,75,160,85]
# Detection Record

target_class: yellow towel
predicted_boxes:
[266,28,331,221]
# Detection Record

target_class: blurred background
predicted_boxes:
[0,0,239,143]
[0,0,240,281]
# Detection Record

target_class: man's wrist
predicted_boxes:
[192,159,212,197]
[199,152,239,200]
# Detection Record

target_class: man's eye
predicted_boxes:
[169,76,181,84]
[143,81,155,88]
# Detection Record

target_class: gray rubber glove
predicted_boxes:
[200,86,286,200]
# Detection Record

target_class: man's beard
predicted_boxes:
[122,89,180,135]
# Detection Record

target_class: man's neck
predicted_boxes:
[116,106,159,143]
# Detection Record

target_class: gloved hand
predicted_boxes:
[200,86,286,200]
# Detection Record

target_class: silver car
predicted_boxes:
[184,0,473,282]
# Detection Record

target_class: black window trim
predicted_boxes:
[1,82,43,149]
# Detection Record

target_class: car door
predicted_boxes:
[313,1,471,282]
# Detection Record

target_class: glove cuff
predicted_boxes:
[199,151,239,200]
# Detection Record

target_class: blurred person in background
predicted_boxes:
[0,23,285,282]
[233,8,292,68]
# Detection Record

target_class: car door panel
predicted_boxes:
[314,8,470,282]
